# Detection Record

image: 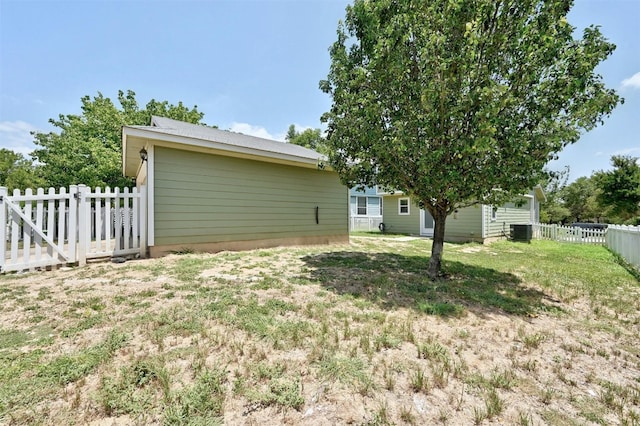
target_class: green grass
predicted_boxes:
[0,237,638,424]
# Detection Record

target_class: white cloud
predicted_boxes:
[228,122,286,142]
[612,147,640,156]
[621,71,640,90]
[0,121,39,156]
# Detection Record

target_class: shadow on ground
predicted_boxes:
[300,251,559,317]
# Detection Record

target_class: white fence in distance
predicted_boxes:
[1,185,146,273]
[532,223,606,244]
[606,225,640,270]
[349,216,383,232]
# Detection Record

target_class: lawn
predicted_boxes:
[0,236,638,425]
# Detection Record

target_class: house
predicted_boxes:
[122,116,348,257]
[349,186,383,231]
[378,187,546,242]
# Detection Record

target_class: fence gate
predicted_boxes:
[0,185,146,273]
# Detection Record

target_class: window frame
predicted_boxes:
[356,196,368,216]
[398,198,410,215]
[491,205,498,221]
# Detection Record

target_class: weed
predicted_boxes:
[245,376,304,411]
[399,406,416,425]
[410,368,429,393]
[517,328,547,349]
[484,388,504,419]
[473,406,487,425]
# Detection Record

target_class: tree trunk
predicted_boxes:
[427,208,447,279]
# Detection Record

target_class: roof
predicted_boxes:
[122,116,326,177]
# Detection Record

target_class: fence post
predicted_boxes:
[77,185,88,267]
[68,186,78,264]
[0,187,6,272]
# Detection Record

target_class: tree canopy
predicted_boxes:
[594,155,640,221]
[285,124,328,154]
[0,148,44,192]
[321,0,621,277]
[32,90,204,189]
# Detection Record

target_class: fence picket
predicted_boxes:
[114,188,122,252]
[95,187,102,252]
[104,187,112,251]
[123,187,130,251]
[35,188,45,261]
[47,188,55,259]
[0,187,6,272]
[22,189,33,266]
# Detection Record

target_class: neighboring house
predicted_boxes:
[122,116,348,257]
[378,186,545,242]
[349,186,383,231]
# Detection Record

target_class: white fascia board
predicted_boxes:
[123,126,322,169]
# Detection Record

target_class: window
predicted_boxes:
[491,206,498,221]
[398,198,410,215]
[356,197,367,215]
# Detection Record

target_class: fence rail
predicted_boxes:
[1,185,146,273]
[532,223,606,244]
[606,225,640,270]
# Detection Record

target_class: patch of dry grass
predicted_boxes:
[0,237,638,425]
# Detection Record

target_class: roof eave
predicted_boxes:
[122,126,327,176]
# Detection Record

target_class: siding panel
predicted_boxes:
[486,200,531,238]
[381,195,419,234]
[153,147,347,246]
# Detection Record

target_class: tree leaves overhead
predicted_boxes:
[32,90,205,189]
[321,0,621,276]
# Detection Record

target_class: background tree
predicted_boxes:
[539,167,571,224]
[321,0,621,277]
[0,148,44,191]
[285,124,327,153]
[32,90,204,188]
[562,176,603,222]
[594,155,640,222]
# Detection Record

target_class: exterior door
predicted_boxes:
[420,209,434,237]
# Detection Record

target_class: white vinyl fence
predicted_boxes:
[532,223,606,244]
[606,225,640,270]
[349,216,383,232]
[1,185,146,273]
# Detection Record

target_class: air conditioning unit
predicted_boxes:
[510,224,532,242]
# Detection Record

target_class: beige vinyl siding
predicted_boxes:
[382,195,420,234]
[445,205,483,242]
[485,199,531,238]
[153,147,347,245]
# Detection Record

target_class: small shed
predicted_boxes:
[122,116,348,257]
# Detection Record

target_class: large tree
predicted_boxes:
[32,90,204,189]
[321,0,621,277]
[595,155,640,221]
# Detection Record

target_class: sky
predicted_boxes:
[0,0,638,183]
